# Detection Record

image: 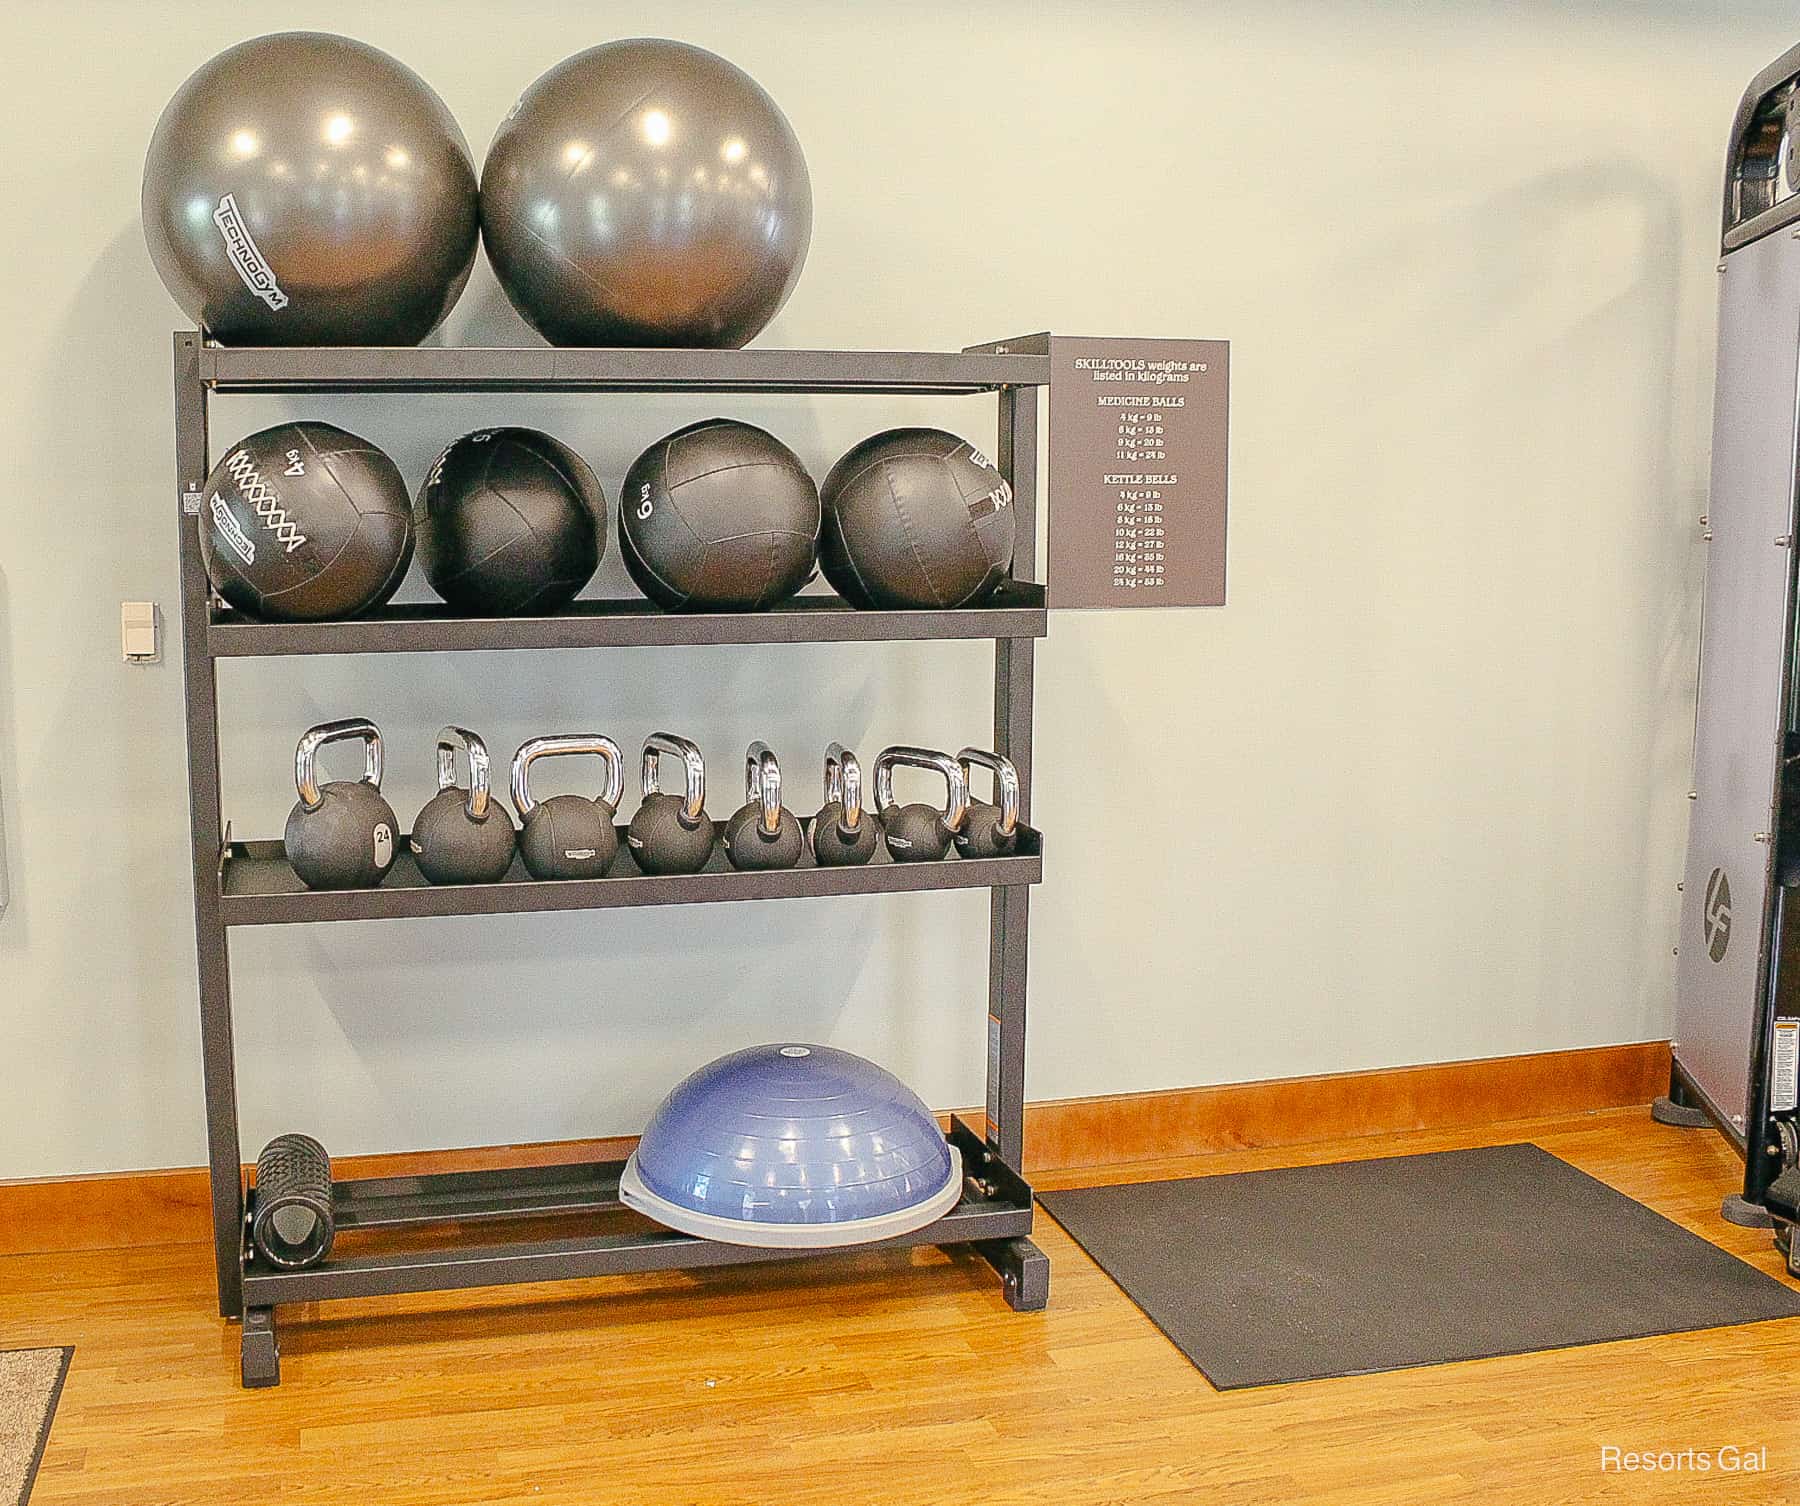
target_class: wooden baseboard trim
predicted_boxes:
[1018,1039,1672,1173]
[0,1041,1670,1257]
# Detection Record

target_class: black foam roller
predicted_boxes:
[251,1133,335,1270]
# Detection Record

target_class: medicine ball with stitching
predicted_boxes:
[818,428,1014,609]
[619,419,819,610]
[198,422,413,621]
[415,427,606,615]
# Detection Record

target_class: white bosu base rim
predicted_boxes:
[618,1143,965,1249]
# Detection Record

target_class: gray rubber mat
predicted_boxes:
[1038,1143,1800,1388]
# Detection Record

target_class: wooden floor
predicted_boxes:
[5,1108,1796,1505]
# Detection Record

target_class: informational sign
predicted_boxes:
[1048,336,1229,608]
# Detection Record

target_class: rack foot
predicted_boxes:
[1651,1094,1709,1129]
[241,1308,280,1388]
[1721,1193,1776,1229]
[977,1236,1049,1311]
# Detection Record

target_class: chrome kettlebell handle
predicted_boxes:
[641,732,707,826]
[823,742,865,832]
[872,746,969,832]
[436,727,495,823]
[955,747,1021,838]
[295,719,383,812]
[744,741,784,837]
[510,735,625,819]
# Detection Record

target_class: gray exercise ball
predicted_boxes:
[142,32,479,345]
[481,39,812,348]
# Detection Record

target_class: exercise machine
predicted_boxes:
[1662,40,1800,1272]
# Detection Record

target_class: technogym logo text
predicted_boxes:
[1600,1445,1766,1474]
[213,193,288,311]
[1705,867,1733,963]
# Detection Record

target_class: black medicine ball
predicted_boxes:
[619,419,819,610]
[415,427,606,615]
[198,422,413,621]
[819,428,1015,609]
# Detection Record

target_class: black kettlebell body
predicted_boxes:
[412,786,517,883]
[286,781,397,889]
[954,801,1018,858]
[811,799,881,866]
[880,802,954,862]
[519,794,617,879]
[724,803,804,869]
[285,718,397,890]
[628,793,716,874]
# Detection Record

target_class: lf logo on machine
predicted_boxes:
[1705,868,1733,963]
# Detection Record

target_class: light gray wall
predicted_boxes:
[2,1,1791,1176]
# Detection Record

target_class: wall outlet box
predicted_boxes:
[122,601,159,663]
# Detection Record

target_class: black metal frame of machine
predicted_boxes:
[171,332,1054,1386]
[1661,42,1800,1269]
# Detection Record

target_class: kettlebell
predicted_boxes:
[511,735,625,880]
[872,746,970,863]
[953,747,1022,858]
[284,719,398,890]
[723,742,804,870]
[810,742,881,866]
[410,727,517,885]
[627,733,716,875]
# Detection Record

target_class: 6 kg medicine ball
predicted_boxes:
[416,428,606,615]
[819,429,1015,609]
[620,419,819,610]
[199,423,413,621]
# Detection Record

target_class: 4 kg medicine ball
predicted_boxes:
[415,428,606,615]
[199,423,413,622]
[819,429,1015,609]
[620,420,819,610]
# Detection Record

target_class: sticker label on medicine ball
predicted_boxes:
[373,824,394,868]
[1705,867,1733,963]
[1047,334,1229,609]
[564,848,596,861]
[210,493,256,564]
[212,193,289,312]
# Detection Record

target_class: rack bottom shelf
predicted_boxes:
[237,1117,1045,1387]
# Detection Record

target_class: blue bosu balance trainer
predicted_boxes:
[620,1044,964,1247]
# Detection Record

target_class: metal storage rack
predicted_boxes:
[171,331,1052,1387]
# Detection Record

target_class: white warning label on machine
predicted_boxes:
[1773,1019,1800,1113]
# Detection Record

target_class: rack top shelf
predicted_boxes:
[191,339,1051,395]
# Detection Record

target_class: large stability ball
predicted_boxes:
[416,428,606,615]
[480,39,812,348]
[199,423,413,621]
[620,420,819,610]
[819,429,1016,609]
[142,32,479,345]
